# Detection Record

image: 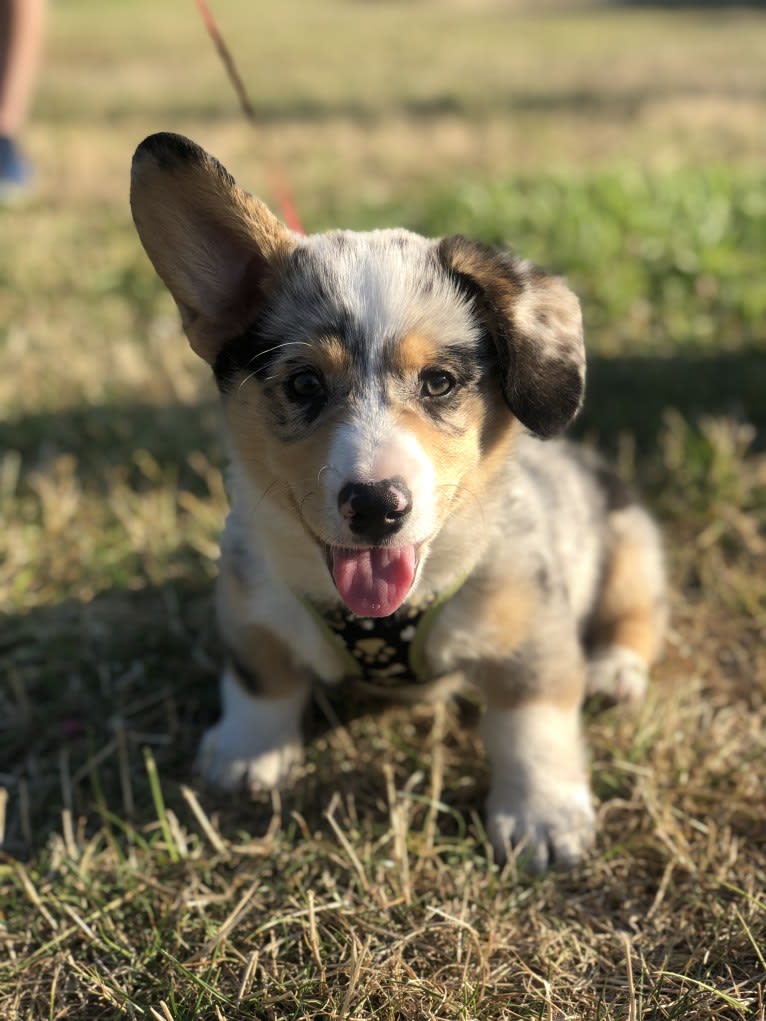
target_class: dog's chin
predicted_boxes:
[323,542,421,618]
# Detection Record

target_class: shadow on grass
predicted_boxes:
[0,398,223,488]
[1,576,484,859]
[578,347,766,452]
[1,578,216,854]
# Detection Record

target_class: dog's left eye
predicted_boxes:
[287,368,325,401]
[420,369,456,398]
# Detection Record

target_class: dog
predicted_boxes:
[130,132,666,871]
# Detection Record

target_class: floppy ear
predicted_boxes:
[438,235,585,438]
[130,132,296,364]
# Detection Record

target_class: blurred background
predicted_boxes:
[3,0,765,434]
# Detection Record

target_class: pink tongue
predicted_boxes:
[331,546,416,617]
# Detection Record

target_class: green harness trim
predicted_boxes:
[301,573,468,687]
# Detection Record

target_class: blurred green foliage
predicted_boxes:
[334,168,766,357]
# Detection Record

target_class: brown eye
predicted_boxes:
[420,369,456,398]
[287,368,324,402]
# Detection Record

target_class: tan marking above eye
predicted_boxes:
[313,336,354,377]
[391,332,440,377]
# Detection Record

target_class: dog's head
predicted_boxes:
[131,133,584,617]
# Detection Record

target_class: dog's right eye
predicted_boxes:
[287,368,325,402]
[420,369,456,399]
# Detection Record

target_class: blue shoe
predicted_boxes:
[0,136,33,202]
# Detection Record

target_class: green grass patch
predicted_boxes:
[336,168,766,357]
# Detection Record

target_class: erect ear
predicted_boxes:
[130,132,296,364]
[437,235,585,438]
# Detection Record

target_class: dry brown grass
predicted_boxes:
[1,1,765,1017]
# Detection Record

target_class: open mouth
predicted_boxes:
[326,544,418,618]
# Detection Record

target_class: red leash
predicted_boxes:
[195,0,305,235]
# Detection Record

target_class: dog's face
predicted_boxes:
[131,133,585,616]
[218,230,509,618]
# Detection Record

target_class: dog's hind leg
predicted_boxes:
[586,504,667,705]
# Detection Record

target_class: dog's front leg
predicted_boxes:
[477,658,595,871]
[196,614,311,794]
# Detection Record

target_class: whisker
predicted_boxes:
[256,479,283,508]
[299,490,317,516]
[317,463,343,484]
[245,340,315,367]
[236,341,316,392]
[237,372,259,392]
[230,454,326,494]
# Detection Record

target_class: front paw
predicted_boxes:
[196,720,303,793]
[485,783,595,872]
[195,671,306,793]
[480,702,595,871]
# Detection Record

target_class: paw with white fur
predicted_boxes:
[481,701,595,871]
[196,670,306,793]
[586,645,649,705]
[485,781,595,872]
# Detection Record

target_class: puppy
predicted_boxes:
[130,132,665,871]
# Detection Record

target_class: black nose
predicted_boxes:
[338,477,412,542]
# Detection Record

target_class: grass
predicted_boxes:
[1,0,765,1017]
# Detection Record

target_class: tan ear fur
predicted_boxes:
[130,132,295,363]
[438,235,585,438]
